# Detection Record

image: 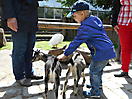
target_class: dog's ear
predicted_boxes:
[54,57,58,63]
[45,54,48,59]
[37,49,40,53]
[36,49,40,53]
[69,58,74,65]
[62,45,67,49]
[73,52,80,60]
[41,53,48,62]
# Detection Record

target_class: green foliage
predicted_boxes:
[57,0,78,7]
[98,11,112,24]
[88,0,112,9]
[57,0,112,10]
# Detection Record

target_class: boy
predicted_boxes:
[57,1,116,98]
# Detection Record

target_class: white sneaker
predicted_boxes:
[16,78,32,87]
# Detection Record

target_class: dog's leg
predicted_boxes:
[73,78,78,96]
[44,75,48,99]
[72,66,78,96]
[81,69,86,86]
[54,75,60,99]
[62,67,71,99]
[73,67,80,96]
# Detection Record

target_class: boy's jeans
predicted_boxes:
[89,60,109,96]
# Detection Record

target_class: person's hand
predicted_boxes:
[7,18,18,32]
[57,54,68,61]
[114,25,119,33]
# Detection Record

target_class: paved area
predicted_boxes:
[0,50,132,99]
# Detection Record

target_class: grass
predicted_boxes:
[0,41,118,51]
[0,41,87,50]
[0,42,13,50]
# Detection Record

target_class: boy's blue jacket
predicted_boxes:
[64,15,116,61]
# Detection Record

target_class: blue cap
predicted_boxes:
[67,1,89,18]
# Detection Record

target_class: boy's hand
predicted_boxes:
[57,54,68,61]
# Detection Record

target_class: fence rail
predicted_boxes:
[38,21,112,30]
[3,21,117,43]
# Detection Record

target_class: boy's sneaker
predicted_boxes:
[86,84,102,89]
[83,91,101,98]
[16,78,32,87]
[26,75,43,80]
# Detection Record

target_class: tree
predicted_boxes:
[88,0,112,9]
[57,0,112,9]
[57,0,78,7]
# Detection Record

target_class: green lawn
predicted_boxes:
[0,41,87,50]
[0,42,13,50]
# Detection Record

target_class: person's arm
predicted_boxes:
[111,0,121,33]
[3,0,16,19]
[57,27,91,61]
[64,25,92,56]
[2,0,18,32]
[111,0,121,27]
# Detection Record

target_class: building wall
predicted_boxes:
[38,7,64,19]
[38,7,111,24]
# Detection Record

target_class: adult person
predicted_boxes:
[2,0,43,87]
[112,0,132,77]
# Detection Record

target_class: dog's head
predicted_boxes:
[32,49,48,62]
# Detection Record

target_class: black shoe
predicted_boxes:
[16,78,32,87]
[114,72,128,77]
[26,75,43,80]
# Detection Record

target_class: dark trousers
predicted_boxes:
[11,21,36,80]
